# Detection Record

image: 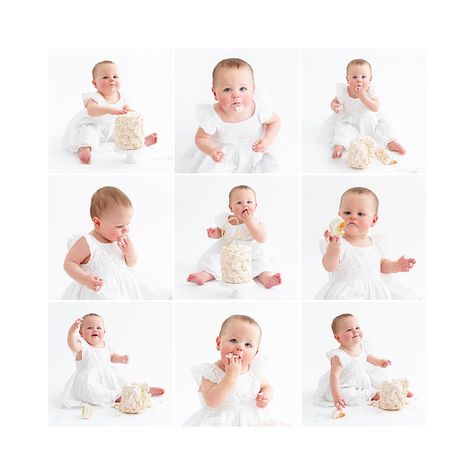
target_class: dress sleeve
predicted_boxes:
[367,85,377,99]
[82,92,104,107]
[256,95,275,124]
[215,212,230,228]
[336,83,347,102]
[196,104,217,135]
[371,234,390,258]
[66,233,90,250]
[326,348,345,367]
[361,340,373,356]
[191,363,223,389]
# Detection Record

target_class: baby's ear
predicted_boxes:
[371,215,379,226]
[92,216,101,228]
[92,79,97,89]
[216,337,221,351]
[334,334,341,342]
[211,87,218,101]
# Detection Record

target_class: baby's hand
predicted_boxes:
[252,138,268,153]
[256,391,270,408]
[331,99,342,113]
[84,274,104,292]
[117,235,135,257]
[334,394,346,410]
[118,355,130,364]
[70,318,82,332]
[224,354,242,380]
[378,359,391,368]
[324,229,342,249]
[352,85,368,99]
[240,208,254,224]
[109,107,128,115]
[396,256,416,272]
[210,148,225,163]
[207,227,221,239]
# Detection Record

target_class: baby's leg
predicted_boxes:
[332,122,357,159]
[257,272,282,289]
[144,132,158,147]
[187,270,215,285]
[78,146,92,164]
[387,140,406,155]
[332,145,345,159]
[149,386,165,396]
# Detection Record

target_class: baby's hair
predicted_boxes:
[92,60,117,78]
[339,187,379,214]
[80,313,104,329]
[90,186,132,219]
[331,313,355,334]
[219,314,262,343]
[346,58,372,76]
[212,58,254,85]
[228,185,257,204]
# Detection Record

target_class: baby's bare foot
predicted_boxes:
[371,392,380,401]
[144,133,158,147]
[387,140,406,155]
[78,146,92,164]
[332,145,344,159]
[259,272,282,289]
[149,387,165,397]
[407,390,414,398]
[187,271,214,285]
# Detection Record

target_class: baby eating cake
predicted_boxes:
[115,112,144,150]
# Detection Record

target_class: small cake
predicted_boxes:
[347,136,375,169]
[220,241,252,284]
[115,383,151,414]
[375,147,397,165]
[371,378,409,411]
[329,216,345,237]
[80,403,92,419]
[115,112,144,150]
[226,352,241,360]
[332,408,346,419]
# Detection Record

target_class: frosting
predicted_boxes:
[221,241,252,284]
[115,112,144,150]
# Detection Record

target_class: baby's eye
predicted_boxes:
[239,87,247,92]
[229,338,237,343]
[361,75,367,79]
[223,87,231,93]
[245,343,253,348]
[113,75,119,79]
[246,200,253,204]
[352,75,357,79]
[357,212,365,217]
[236,201,242,205]
[343,211,351,215]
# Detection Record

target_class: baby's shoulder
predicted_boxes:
[254,95,275,123]
[196,103,218,134]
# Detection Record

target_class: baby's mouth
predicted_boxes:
[226,352,242,360]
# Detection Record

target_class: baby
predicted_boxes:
[62,186,168,300]
[62,313,164,408]
[62,60,158,164]
[186,58,283,173]
[314,313,413,408]
[320,58,405,159]
[187,185,281,289]
[184,314,273,426]
[316,187,418,299]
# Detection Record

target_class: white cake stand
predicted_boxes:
[114,146,145,164]
[221,280,255,298]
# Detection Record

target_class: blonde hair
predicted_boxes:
[219,315,262,343]
[80,313,104,329]
[212,58,254,85]
[89,186,132,219]
[92,60,117,78]
[346,58,372,77]
[339,187,379,214]
[331,313,355,334]
[228,185,256,204]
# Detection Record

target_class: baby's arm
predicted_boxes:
[240,212,267,243]
[252,113,281,152]
[117,236,138,267]
[195,127,224,163]
[207,227,223,239]
[329,356,346,409]
[63,237,104,291]
[321,230,342,272]
[86,99,128,117]
[352,88,380,112]
[256,378,273,408]
[380,256,416,274]
[330,97,342,113]
[111,353,129,364]
[67,319,82,354]
[367,354,391,368]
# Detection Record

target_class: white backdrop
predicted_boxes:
[174,301,300,426]
[49,175,173,299]
[174,49,300,173]
[175,175,300,299]
[49,49,174,173]
[302,175,426,299]
[48,301,173,426]
[301,301,426,426]
[301,49,426,174]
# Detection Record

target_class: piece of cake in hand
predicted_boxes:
[329,216,345,237]
[115,112,144,150]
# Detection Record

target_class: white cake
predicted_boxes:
[115,383,151,414]
[220,241,252,284]
[115,112,144,150]
[329,216,345,237]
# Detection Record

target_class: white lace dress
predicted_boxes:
[315,235,419,300]
[62,338,128,408]
[62,91,130,152]
[184,363,270,426]
[318,83,395,149]
[314,341,386,407]
[195,213,275,280]
[62,233,171,300]
[182,97,283,173]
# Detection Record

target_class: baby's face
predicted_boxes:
[79,315,105,346]
[212,67,255,113]
[229,188,257,222]
[334,316,363,348]
[346,63,371,92]
[93,63,121,96]
[216,319,260,372]
[93,205,133,243]
[338,192,378,237]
